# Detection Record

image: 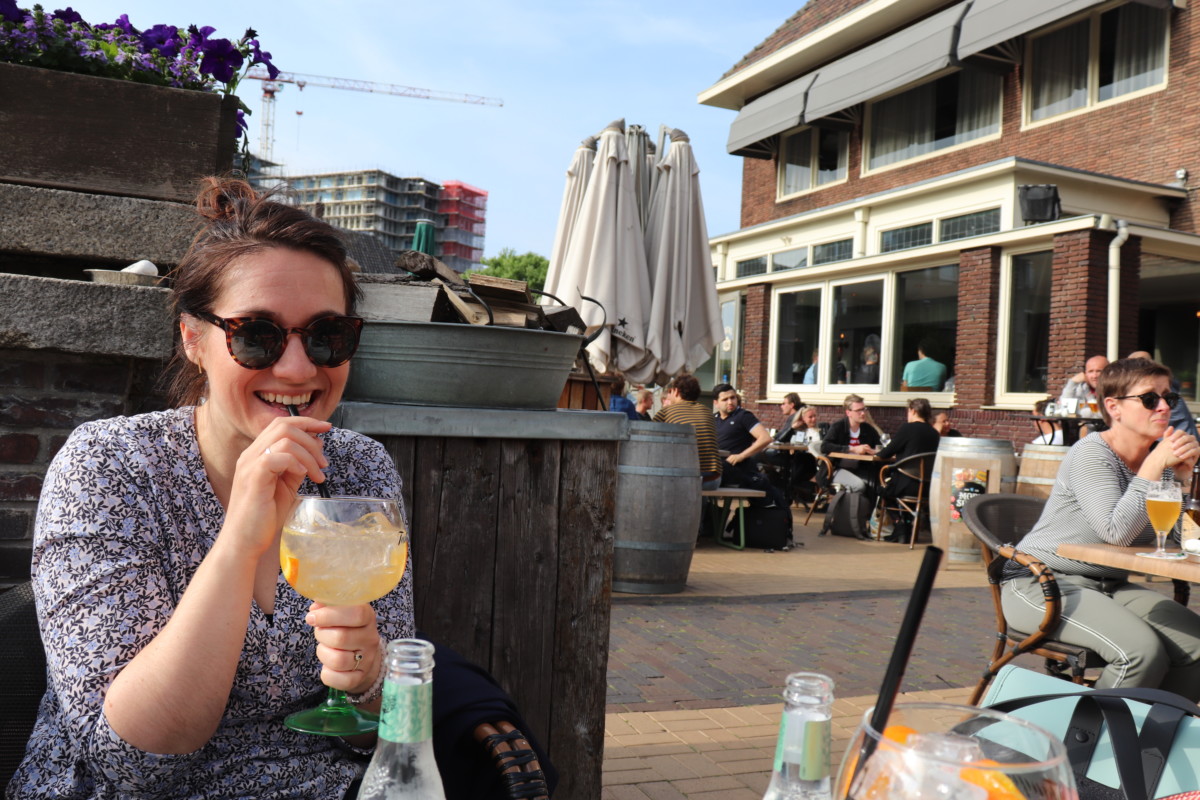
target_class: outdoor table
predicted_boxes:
[1028,415,1103,446]
[768,442,808,452]
[828,451,891,462]
[1056,542,1200,582]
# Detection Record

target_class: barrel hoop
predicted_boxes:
[628,433,691,443]
[617,465,701,478]
[612,580,686,594]
[613,540,696,552]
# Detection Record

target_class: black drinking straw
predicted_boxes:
[286,404,331,498]
[849,545,943,792]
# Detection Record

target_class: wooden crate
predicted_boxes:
[0,63,239,203]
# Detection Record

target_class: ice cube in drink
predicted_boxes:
[280,512,407,606]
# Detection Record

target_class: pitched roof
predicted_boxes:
[723,0,874,80]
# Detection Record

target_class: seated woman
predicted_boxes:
[874,398,941,542]
[9,179,414,798]
[1001,357,1200,698]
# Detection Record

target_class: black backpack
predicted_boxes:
[820,489,871,539]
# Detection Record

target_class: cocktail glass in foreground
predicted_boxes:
[836,702,1075,800]
[1141,480,1185,560]
[280,496,408,735]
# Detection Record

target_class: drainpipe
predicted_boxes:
[1106,218,1129,360]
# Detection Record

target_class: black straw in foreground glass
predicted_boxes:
[191,310,362,369]
[1112,391,1181,410]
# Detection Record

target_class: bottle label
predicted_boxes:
[773,714,831,780]
[379,682,432,743]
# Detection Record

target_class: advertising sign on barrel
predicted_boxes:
[930,438,1017,567]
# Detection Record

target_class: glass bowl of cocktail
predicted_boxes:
[280,495,408,735]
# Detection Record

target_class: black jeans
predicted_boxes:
[719,458,788,508]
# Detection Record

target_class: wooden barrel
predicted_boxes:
[612,421,701,594]
[930,438,1017,568]
[1016,444,1068,499]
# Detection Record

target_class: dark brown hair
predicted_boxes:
[1097,357,1172,425]
[671,373,701,402]
[164,177,361,406]
[907,397,932,421]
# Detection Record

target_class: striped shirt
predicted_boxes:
[654,401,721,477]
[1013,434,1172,580]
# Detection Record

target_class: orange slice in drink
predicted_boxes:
[960,760,1025,800]
[282,556,299,586]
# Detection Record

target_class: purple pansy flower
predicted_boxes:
[236,108,248,133]
[198,36,242,83]
[248,38,278,79]
[50,7,83,24]
[0,0,24,24]
[113,13,134,34]
[140,24,181,58]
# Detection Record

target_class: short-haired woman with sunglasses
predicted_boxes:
[10,179,413,799]
[1000,357,1200,697]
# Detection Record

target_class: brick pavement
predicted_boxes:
[598,510,1153,798]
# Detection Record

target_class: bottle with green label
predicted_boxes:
[762,672,834,800]
[356,639,446,800]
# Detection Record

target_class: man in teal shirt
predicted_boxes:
[901,341,948,390]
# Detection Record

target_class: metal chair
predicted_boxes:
[803,454,835,526]
[876,451,936,548]
[961,495,1106,705]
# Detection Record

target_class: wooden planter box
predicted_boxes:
[0,62,239,203]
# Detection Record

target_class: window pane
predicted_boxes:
[831,281,883,385]
[869,72,1000,169]
[773,247,808,272]
[881,222,934,253]
[891,265,958,391]
[1099,4,1167,102]
[1007,251,1053,393]
[816,128,849,185]
[774,289,822,385]
[782,129,813,195]
[813,239,853,265]
[1031,20,1089,120]
[736,256,767,278]
[940,208,1001,241]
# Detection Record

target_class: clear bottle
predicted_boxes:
[1182,462,1200,551]
[356,639,447,800]
[763,672,834,800]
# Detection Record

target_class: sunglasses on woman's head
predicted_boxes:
[190,310,363,370]
[1112,391,1182,410]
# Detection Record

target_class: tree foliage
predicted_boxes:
[473,248,549,294]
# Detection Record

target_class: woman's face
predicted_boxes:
[1106,375,1172,441]
[185,246,351,453]
[802,408,817,428]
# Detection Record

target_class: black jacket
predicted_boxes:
[821,418,882,473]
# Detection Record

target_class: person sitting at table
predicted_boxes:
[874,398,941,542]
[901,340,947,391]
[931,410,962,437]
[712,383,788,509]
[821,394,882,495]
[8,178,417,799]
[1032,398,1064,445]
[635,388,655,421]
[1061,354,1109,419]
[763,395,819,504]
[608,372,640,420]
[1001,357,1200,698]
[654,373,721,491]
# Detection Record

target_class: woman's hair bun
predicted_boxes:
[194,176,260,222]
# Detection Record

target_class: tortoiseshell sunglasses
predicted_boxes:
[190,310,363,370]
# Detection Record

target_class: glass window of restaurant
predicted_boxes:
[696,294,742,391]
[773,247,808,273]
[780,127,850,197]
[774,287,823,385]
[890,265,958,391]
[1028,2,1168,122]
[831,280,884,386]
[1002,251,1053,395]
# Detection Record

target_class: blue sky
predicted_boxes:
[71,0,802,259]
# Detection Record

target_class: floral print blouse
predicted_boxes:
[7,408,415,799]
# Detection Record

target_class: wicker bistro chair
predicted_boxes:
[875,451,937,548]
[803,454,836,526]
[0,583,550,800]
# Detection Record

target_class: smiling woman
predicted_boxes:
[9,178,414,800]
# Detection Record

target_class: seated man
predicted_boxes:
[712,383,787,509]
[901,340,948,390]
[931,410,962,437]
[820,394,882,495]
[653,374,720,490]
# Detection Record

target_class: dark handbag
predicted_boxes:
[984,671,1200,800]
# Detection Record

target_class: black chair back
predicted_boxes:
[962,494,1047,552]
[0,582,45,788]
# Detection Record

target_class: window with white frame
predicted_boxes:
[774,287,822,385]
[1029,2,1168,122]
[736,256,768,278]
[780,126,849,196]
[773,247,808,272]
[831,280,883,386]
[868,70,1002,170]
[881,222,934,253]
[890,265,958,391]
[1005,251,1053,394]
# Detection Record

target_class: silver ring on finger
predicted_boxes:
[264,446,272,456]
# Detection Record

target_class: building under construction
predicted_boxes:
[285,169,488,271]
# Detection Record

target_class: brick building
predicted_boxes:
[700,0,1200,441]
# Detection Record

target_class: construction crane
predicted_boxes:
[244,66,504,162]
